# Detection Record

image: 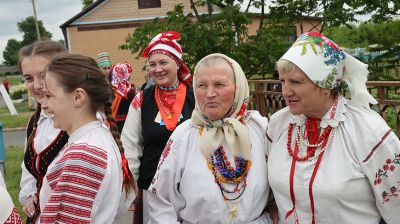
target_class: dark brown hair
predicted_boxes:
[18,40,67,153]
[46,53,136,194]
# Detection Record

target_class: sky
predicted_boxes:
[0,0,83,63]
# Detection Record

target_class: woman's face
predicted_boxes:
[148,53,179,88]
[41,72,75,132]
[21,56,50,104]
[195,64,236,121]
[280,69,329,118]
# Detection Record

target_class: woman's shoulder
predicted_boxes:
[267,107,291,138]
[247,110,269,133]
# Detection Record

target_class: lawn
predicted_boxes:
[4,146,27,221]
[0,101,33,129]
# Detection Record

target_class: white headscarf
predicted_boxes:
[191,53,252,160]
[280,32,377,107]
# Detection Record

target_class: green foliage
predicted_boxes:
[3,16,53,66]
[4,146,26,221]
[3,39,21,66]
[268,0,400,32]
[17,16,52,46]
[120,3,291,79]
[82,0,94,9]
[9,84,27,100]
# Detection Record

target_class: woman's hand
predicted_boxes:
[23,195,37,217]
[265,202,279,224]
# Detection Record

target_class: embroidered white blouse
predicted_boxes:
[267,95,400,224]
[37,121,132,224]
[19,111,61,204]
[147,111,273,224]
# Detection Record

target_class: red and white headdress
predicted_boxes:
[142,31,192,85]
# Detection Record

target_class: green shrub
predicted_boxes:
[9,84,27,100]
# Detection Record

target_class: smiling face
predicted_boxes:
[41,72,75,131]
[20,56,51,104]
[279,69,332,118]
[147,53,179,88]
[195,63,236,121]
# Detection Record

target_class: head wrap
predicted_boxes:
[191,53,252,160]
[280,32,377,107]
[142,31,192,85]
[97,52,112,68]
[110,62,132,98]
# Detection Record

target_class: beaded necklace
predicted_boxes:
[207,146,251,201]
[157,83,178,120]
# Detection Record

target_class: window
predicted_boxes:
[138,0,161,9]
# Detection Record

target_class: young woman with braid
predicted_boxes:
[39,53,135,223]
[17,40,69,223]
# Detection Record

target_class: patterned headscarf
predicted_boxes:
[110,62,132,98]
[96,52,112,68]
[191,53,252,160]
[142,31,192,85]
[280,32,377,107]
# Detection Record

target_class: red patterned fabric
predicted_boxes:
[131,91,143,110]
[4,208,23,224]
[40,144,107,224]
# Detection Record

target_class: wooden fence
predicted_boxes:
[248,80,400,134]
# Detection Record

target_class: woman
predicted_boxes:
[18,40,68,223]
[110,62,136,133]
[39,53,135,223]
[267,32,400,224]
[147,53,275,223]
[121,30,195,223]
[1,173,23,224]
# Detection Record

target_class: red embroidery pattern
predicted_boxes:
[382,182,400,204]
[131,91,143,110]
[374,153,400,185]
[4,208,23,224]
[40,144,108,224]
[157,139,173,171]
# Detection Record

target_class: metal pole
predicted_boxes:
[0,123,5,177]
[31,0,41,41]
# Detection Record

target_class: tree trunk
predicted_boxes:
[189,0,200,20]
[245,0,253,13]
[259,0,265,29]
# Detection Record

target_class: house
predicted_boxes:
[60,0,322,85]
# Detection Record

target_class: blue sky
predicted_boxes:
[0,0,82,63]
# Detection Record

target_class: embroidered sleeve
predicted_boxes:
[147,133,184,223]
[121,102,143,181]
[4,208,23,224]
[361,130,400,223]
[130,90,143,110]
[40,144,107,224]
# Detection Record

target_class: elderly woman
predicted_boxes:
[121,31,195,223]
[147,53,275,223]
[267,32,400,224]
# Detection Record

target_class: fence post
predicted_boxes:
[0,122,5,177]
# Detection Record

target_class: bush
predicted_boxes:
[9,83,27,100]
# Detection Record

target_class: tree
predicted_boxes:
[82,0,94,9]
[268,0,400,32]
[17,16,52,46]
[121,3,292,79]
[3,39,21,66]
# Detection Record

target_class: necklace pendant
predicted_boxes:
[167,115,172,120]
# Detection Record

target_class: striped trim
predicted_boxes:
[363,129,393,162]
[40,144,108,223]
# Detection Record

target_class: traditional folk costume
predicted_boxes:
[267,32,400,224]
[1,173,23,224]
[110,62,136,133]
[37,121,130,224]
[121,31,194,223]
[19,109,68,223]
[148,54,273,223]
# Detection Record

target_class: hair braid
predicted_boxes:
[26,103,42,150]
[104,100,136,194]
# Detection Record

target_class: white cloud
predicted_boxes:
[0,0,82,63]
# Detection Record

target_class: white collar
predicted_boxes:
[67,121,102,146]
[290,95,347,128]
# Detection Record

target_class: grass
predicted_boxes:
[0,101,33,129]
[6,75,24,86]
[4,146,27,221]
